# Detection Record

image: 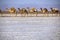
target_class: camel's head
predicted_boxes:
[44,8,47,9]
[43,8,48,11]
[40,8,42,10]
[18,8,20,10]
[50,8,53,10]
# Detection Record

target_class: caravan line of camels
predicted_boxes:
[0,7,60,15]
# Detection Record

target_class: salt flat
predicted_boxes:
[0,17,60,40]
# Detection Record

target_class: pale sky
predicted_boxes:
[0,0,60,10]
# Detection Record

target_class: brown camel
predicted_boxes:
[18,8,28,16]
[40,8,48,13]
[18,8,28,14]
[50,8,59,13]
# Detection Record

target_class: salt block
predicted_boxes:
[37,14,43,17]
[53,14,57,16]
[17,14,21,16]
[27,14,31,17]
[10,14,16,16]
[49,14,53,16]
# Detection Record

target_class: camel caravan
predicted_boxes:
[0,7,60,14]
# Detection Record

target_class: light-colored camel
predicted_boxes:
[8,7,16,13]
[29,8,37,13]
[6,7,16,13]
[29,8,38,16]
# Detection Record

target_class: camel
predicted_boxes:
[40,8,48,13]
[6,7,16,13]
[18,8,28,14]
[18,8,28,16]
[50,8,59,13]
[40,8,42,13]
[8,7,16,13]
[29,8,38,13]
[18,8,21,13]
[29,8,38,16]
